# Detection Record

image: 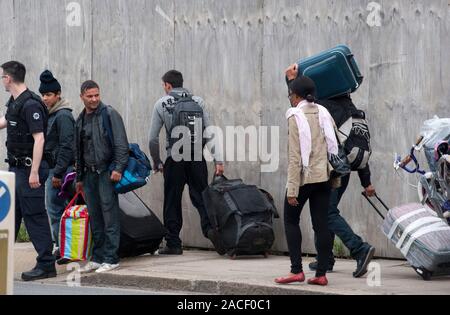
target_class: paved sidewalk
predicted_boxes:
[14,243,450,295]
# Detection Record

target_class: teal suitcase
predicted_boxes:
[297,45,363,100]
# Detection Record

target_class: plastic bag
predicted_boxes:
[59,193,93,262]
[420,116,450,149]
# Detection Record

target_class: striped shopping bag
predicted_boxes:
[59,193,93,262]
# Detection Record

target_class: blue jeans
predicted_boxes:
[45,168,72,247]
[315,174,371,263]
[83,170,121,265]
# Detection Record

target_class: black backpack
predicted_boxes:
[202,176,279,258]
[338,109,372,171]
[165,92,206,150]
[318,96,372,171]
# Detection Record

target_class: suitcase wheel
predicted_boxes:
[413,267,433,281]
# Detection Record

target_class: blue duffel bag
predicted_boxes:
[297,45,363,100]
[113,143,152,194]
[102,107,152,194]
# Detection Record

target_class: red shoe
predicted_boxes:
[275,272,305,284]
[307,276,328,286]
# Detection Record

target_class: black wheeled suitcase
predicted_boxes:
[363,193,450,281]
[118,191,167,258]
[202,176,279,259]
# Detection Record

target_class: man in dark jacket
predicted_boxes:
[286,64,376,278]
[75,80,129,274]
[39,70,75,260]
[0,61,55,281]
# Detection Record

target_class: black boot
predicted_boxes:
[353,246,376,278]
[57,257,71,265]
[21,266,57,282]
[158,246,183,255]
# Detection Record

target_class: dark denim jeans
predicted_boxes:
[316,174,371,263]
[83,170,121,265]
[45,168,73,247]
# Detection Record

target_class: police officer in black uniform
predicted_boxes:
[0,61,56,281]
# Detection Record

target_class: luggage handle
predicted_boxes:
[345,53,364,81]
[212,174,229,184]
[361,192,389,220]
[67,192,86,209]
[259,189,280,219]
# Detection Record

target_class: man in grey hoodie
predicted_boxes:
[149,70,225,255]
[39,70,75,261]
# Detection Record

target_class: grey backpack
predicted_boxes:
[164,92,206,149]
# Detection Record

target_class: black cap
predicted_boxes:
[39,70,61,94]
[289,76,316,102]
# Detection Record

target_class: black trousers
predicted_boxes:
[12,164,55,271]
[284,182,333,277]
[163,157,211,248]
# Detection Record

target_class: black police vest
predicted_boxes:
[5,90,48,157]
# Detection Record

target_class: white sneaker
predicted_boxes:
[80,262,102,274]
[95,263,120,274]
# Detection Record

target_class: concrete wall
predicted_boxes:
[1,0,449,258]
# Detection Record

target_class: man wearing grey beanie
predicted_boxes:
[39,70,75,262]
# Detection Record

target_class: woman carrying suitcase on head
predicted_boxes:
[275,76,338,286]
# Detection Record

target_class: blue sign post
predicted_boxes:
[0,181,11,223]
[0,172,14,295]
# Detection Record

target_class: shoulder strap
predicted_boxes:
[168,92,181,101]
[101,106,114,147]
[169,91,195,104]
[10,90,33,115]
[11,90,48,120]
[14,90,33,107]
[29,91,46,106]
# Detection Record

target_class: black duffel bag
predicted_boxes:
[202,176,279,258]
[118,191,167,258]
